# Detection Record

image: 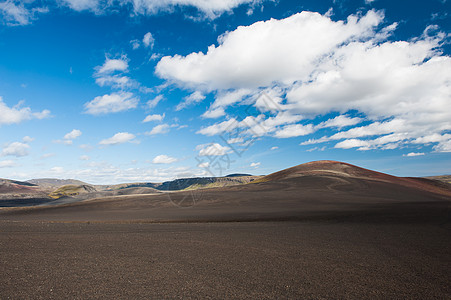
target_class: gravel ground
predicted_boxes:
[1,220,450,299]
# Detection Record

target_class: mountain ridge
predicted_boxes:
[1,161,450,207]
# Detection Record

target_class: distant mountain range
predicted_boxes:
[0,174,261,206]
[0,162,449,208]
[1,160,450,221]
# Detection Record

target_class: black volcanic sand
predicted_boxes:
[0,221,450,299]
[0,198,55,207]
[1,162,451,299]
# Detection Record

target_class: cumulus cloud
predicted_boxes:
[84,92,139,115]
[143,32,155,48]
[197,118,239,136]
[156,10,451,153]
[53,129,82,145]
[22,136,34,143]
[143,113,165,123]
[334,139,371,150]
[1,142,30,157]
[176,91,205,111]
[250,162,260,168]
[146,124,170,135]
[93,56,136,90]
[202,107,225,119]
[316,115,363,129]
[197,143,231,156]
[0,97,50,125]
[96,57,129,74]
[403,152,425,157]
[274,124,315,138]
[152,154,177,164]
[156,10,384,90]
[99,132,136,145]
[64,129,82,140]
[54,129,82,145]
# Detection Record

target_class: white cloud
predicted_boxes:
[143,113,165,123]
[197,118,239,136]
[150,53,162,60]
[147,95,164,109]
[84,92,139,115]
[146,124,170,135]
[93,57,135,90]
[404,152,425,157]
[0,1,48,26]
[99,132,136,145]
[198,143,231,156]
[317,115,363,129]
[156,10,451,153]
[22,136,34,143]
[95,75,133,89]
[152,154,177,164]
[334,139,371,150]
[1,142,30,157]
[143,32,155,48]
[270,146,278,150]
[131,39,141,50]
[176,91,205,111]
[156,10,383,91]
[227,138,243,144]
[0,1,31,25]
[433,140,451,152]
[8,0,262,25]
[197,161,210,168]
[274,124,315,138]
[202,107,225,119]
[96,57,128,74]
[61,0,101,12]
[0,97,50,125]
[250,162,260,168]
[0,160,16,168]
[306,146,326,152]
[127,0,261,19]
[80,155,90,161]
[64,129,82,140]
[211,89,252,109]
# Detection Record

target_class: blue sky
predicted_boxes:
[0,0,450,184]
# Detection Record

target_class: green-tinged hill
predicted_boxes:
[49,185,97,199]
[27,178,89,189]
